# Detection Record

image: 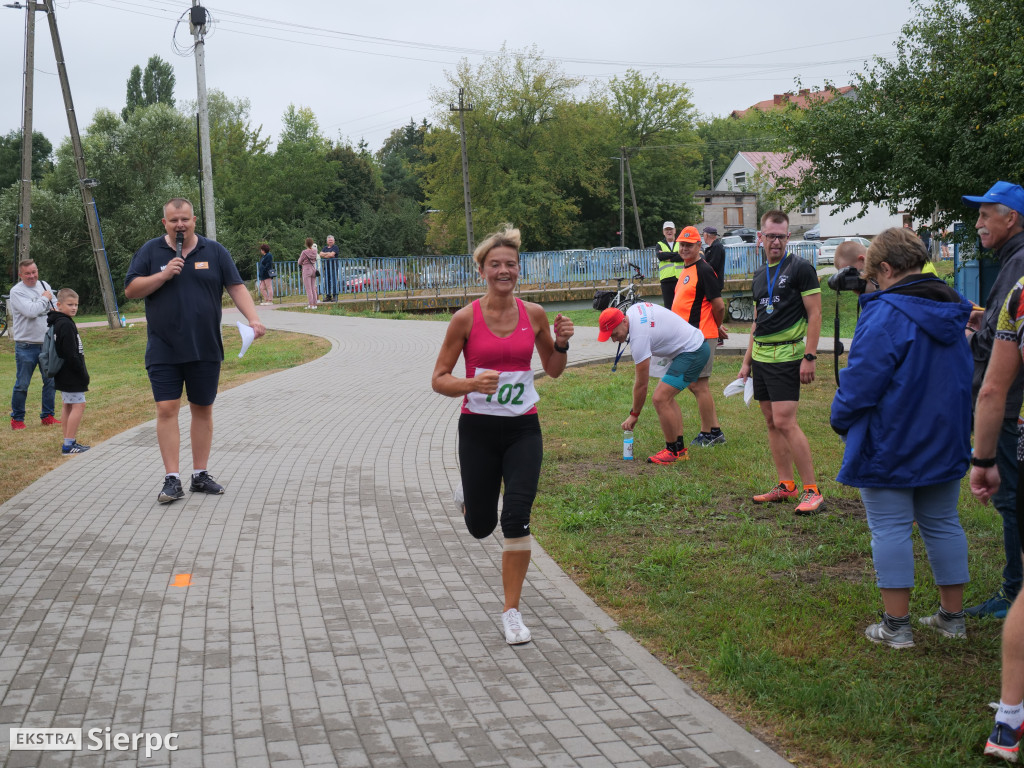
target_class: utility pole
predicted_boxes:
[41,0,119,329]
[11,0,45,271]
[190,2,216,240]
[610,152,625,246]
[449,88,474,253]
[624,154,643,249]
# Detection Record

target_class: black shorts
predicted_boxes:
[147,360,221,406]
[751,359,802,403]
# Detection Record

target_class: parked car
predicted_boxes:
[819,236,870,265]
[345,268,407,292]
[563,249,591,273]
[594,246,632,272]
[726,227,757,242]
[787,240,822,262]
[804,226,820,240]
[721,235,746,247]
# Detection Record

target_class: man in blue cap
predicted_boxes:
[962,180,1024,621]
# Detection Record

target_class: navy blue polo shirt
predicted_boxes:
[125,234,243,367]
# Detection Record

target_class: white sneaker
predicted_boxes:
[452,483,465,515]
[501,608,532,645]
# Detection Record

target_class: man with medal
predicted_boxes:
[738,210,825,514]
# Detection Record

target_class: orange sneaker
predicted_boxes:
[795,489,825,515]
[647,448,688,465]
[752,482,799,503]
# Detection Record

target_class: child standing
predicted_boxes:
[47,288,90,454]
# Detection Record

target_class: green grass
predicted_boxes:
[533,357,1004,768]
[0,324,330,504]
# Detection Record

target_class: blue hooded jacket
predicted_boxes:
[830,275,973,488]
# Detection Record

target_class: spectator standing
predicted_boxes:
[656,221,683,309]
[320,235,340,301]
[831,227,972,649]
[670,226,727,447]
[701,226,726,293]
[298,238,319,310]
[124,197,266,504]
[8,259,61,430]
[739,210,824,515]
[46,288,91,454]
[962,181,1024,618]
[257,244,275,305]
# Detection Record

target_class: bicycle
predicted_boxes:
[0,294,8,338]
[591,263,645,370]
[592,262,645,313]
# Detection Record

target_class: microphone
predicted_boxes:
[175,231,184,261]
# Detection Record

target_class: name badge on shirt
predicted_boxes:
[195,262,209,270]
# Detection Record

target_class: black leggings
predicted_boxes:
[458,413,543,540]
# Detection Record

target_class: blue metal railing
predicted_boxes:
[265,244,819,299]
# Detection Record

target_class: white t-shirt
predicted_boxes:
[626,302,705,365]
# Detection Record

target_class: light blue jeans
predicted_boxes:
[11,341,56,422]
[860,479,969,589]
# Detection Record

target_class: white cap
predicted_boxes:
[663,221,675,230]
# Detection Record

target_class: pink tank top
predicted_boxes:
[461,298,538,415]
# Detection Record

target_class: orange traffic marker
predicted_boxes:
[171,574,192,587]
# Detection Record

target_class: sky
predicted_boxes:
[1,0,917,156]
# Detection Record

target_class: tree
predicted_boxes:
[0,130,54,190]
[767,0,1024,228]
[424,46,611,253]
[123,56,175,119]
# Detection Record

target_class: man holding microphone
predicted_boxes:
[125,197,265,504]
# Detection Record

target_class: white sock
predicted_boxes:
[193,469,206,478]
[997,701,1024,729]
[166,472,179,479]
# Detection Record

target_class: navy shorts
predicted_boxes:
[751,359,802,402]
[147,361,221,406]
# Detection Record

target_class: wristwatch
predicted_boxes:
[803,353,817,362]
[553,341,569,353]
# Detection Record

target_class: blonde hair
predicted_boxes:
[57,288,78,302]
[865,227,928,281]
[473,224,521,268]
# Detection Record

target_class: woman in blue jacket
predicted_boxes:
[257,243,275,305]
[831,227,973,649]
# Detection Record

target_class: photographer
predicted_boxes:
[831,227,973,649]
[831,240,868,289]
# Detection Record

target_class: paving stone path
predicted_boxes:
[0,305,793,767]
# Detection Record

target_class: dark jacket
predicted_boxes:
[257,251,275,281]
[704,238,726,292]
[830,275,972,488]
[971,229,1024,418]
[47,310,89,393]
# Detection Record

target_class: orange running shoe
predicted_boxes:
[752,482,800,503]
[647,448,688,465]
[795,489,825,515]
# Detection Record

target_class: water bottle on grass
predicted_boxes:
[623,430,634,460]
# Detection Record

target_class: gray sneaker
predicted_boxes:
[918,611,967,639]
[864,620,914,649]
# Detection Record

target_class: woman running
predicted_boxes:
[431,224,574,645]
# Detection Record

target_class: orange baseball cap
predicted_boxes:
[677,226,701,243]
[598,307,625,342]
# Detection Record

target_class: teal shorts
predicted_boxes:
[661,342,710,391]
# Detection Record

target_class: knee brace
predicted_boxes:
[503,535,532,553]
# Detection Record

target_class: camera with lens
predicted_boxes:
[827,265,867,293]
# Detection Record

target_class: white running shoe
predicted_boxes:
[502,608,532,645]
[452,483,465,515]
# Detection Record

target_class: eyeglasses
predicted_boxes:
[762,233,789,242]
